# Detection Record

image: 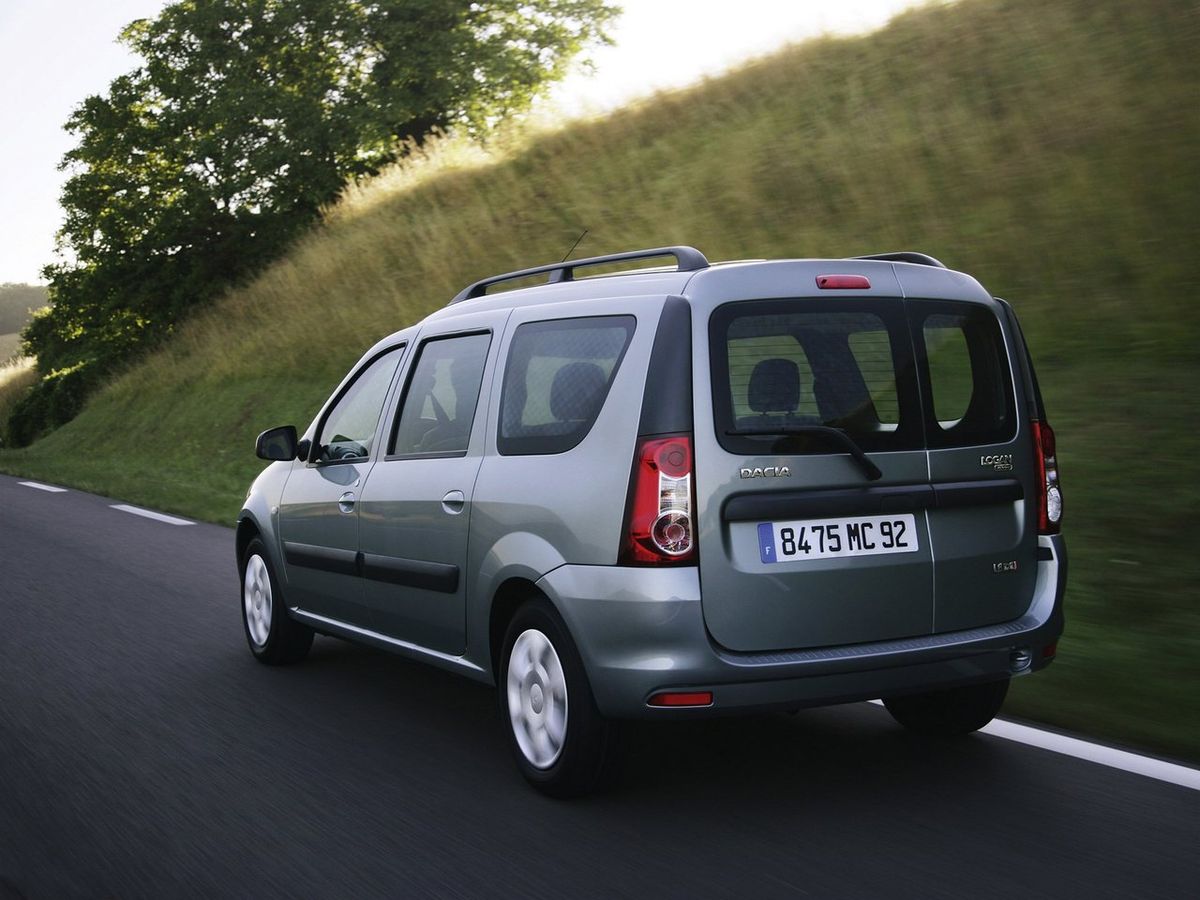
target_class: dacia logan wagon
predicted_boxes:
[240,246,1066,795]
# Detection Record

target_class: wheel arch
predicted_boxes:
[487,576,549,680]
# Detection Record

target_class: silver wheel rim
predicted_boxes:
[243,554,273,647]
[506,628,568,769]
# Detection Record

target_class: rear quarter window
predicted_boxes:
[498,315,635,455]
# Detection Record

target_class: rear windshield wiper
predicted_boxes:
[725,425,883,481]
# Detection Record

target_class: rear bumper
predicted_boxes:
[538,535,1066,719]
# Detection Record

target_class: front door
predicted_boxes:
[278,344,406,627]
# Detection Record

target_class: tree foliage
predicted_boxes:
[13,0,616,444]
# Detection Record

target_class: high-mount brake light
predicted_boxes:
[816,274,871,290]
[1031,420,1063,534]
[622,435,696,564]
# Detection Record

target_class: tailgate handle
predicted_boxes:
[722,479,1022,522]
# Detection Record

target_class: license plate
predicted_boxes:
[758,513,919,563]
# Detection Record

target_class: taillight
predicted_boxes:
[621,435,696,564]
[1031,420,1063,534]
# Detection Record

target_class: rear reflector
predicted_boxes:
[816,274,871,289]
[1042,642,1058,659]
[648,691,713,708]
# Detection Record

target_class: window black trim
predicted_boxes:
[639,296,693,437]
[497,314,636,456]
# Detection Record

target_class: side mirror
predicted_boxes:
[255,425,299,461]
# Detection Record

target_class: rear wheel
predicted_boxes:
[883,678,1009,737]
[499,600,615,797]
[241,537,313,665]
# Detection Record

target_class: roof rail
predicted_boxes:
[448,246,709,305]
[849,251,947,268]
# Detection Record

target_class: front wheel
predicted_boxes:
[499,600,615,797]
[240,537,313,665]
[883,678,1009,737]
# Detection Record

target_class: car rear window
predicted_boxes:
[498,315,635,455]
[711,300,924,456]
[711,298,1015,456]
[912,302,1016,448]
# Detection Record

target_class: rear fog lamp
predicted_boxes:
[648,691,713,708]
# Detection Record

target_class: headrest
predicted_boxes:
[550,362,607,422]
[748,358,800,413]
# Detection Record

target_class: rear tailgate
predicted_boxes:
[690,261,1040,653]
[694,268,935,652]
[909,298,1038,631]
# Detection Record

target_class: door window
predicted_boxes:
[390,332,492,456]
[315,346,404,463]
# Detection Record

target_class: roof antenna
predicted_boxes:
[561,229,588,262]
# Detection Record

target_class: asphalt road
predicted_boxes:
[1,473,1197,899]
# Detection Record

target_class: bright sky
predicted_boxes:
[0,0,923,285]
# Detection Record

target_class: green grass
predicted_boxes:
[2,0,1199,760]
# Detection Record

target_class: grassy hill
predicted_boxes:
[2,0,1198,760]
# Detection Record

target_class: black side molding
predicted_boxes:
[283,542,459,594]
[283,541,360,576]
[360,553,459,594]
[722,479,1023,522]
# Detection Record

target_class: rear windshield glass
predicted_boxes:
[912,302,1016,448]
[498,315,635,455]
[711,298,1014,455]
[711,300,923,455]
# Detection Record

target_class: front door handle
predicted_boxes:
[441,490,465,515]
[338,491,356,514]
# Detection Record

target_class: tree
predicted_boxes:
[13,0,617,445]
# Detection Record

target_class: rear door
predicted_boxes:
[910,300,1039,632]
[697,297,935,652]
[356,313,503,655]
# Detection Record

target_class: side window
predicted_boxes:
[917,305,1015,447]
[316,346,404,463]
[498,315,635,456]
[390,332,491,456]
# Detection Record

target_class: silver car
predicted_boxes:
[239,246,1066,795]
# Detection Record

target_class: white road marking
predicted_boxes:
[110,504,194,526]
[18,481,68,493]
[868,700,1200,791]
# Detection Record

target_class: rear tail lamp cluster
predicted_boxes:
[1031,420,1063,534]
[621,435,696,564]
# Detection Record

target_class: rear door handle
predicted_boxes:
[441,490,465,515]
[338,491,356,514]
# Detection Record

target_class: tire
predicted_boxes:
[498,599,616,798]
[240,537,313,665]
[883,678,1010,737]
